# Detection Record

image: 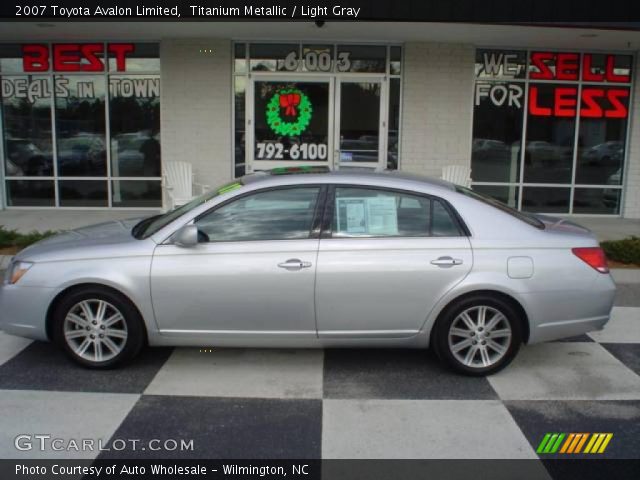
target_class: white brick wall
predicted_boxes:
[160,39,232,195]
[623,56,640,219]
[400,42,474,178]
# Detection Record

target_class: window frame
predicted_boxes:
[192,184,328,243]
[320,184,468,240]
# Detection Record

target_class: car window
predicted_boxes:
[432,199,462,236]
[332,187,462,238]
[196,187,320,242]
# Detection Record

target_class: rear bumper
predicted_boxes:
[0,284,55,341]
[523,273,616,343]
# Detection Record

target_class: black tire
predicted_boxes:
[432,294,523,376]
[52,286,145,369]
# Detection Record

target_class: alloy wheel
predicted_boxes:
[63,299,128,363]
[447,305,512,368]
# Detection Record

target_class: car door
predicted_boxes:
[150,185,325,340]
[315,185,472,338]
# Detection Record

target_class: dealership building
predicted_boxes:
[0,22,639,218]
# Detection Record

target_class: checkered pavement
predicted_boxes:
[0,286,638,463]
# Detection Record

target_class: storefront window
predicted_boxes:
[472,81,523,183]
[1,75,54,177]
[524,83,575,184]
[1,43,161,208]
[575,87,629,186]
[472,49,632,215]
[390,47,402,75]
[250,44,299,72]
[254,80,330,162]
[55,75,107,177]
[336,45,386,73]
[234,43,247,74]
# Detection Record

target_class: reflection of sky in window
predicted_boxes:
[197,188,319,242]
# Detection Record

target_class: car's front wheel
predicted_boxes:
[433,295,522,376]
[52,287,145,369]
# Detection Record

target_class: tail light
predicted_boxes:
[572,247,609,273]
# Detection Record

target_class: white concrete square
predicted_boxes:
[0,390,139,459]
[145,348,323,399]
[489,342,640,400]
[0,332,32,366]
[588,307,640,343]
[322,399,537,459]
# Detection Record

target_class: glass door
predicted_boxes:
[335,77,386,170]
[248,76,333,172]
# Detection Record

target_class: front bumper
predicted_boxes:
[0,284,57,341]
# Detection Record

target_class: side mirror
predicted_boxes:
[172,224,199,248]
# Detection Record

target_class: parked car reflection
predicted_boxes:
[111,132,161,177]
[582,141,623,166]
[5,138,53,176]
[57,133,107,176]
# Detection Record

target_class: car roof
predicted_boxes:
[241,168,456,191]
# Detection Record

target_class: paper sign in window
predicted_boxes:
[336,196,398,236]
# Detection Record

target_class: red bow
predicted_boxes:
[280,92,300,117]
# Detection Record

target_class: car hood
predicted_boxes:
[15,217,153,262]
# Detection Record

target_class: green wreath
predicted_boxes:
[266,88,313,137]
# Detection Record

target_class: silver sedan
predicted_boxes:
[0,169,616,375]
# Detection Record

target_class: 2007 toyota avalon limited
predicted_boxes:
[0,168,616,375]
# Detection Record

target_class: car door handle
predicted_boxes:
[277,259,312,270]
[430,256,463,267]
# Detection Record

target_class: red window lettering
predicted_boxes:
[81,43,105,71]
[53,44,82,71]
[554,87,577,117]
[530,52,554,80]
[108,44,135,71]
[580,88,603,118]
[22,44,49,72]
[528,86,552,116]
[21,43,135,72]
[605,56,630,83]
[582,54,605,82]
[556,53,579,81]
[531,87,628,118]
[606,89,629,118]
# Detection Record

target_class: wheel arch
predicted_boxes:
[427,289,530,345]
[45,282,149,343]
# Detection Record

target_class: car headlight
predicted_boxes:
[5,261,33,285]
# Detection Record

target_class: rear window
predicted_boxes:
[455,186,545,230]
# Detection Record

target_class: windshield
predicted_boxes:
[133,180,244,239]
[455,186,545,230]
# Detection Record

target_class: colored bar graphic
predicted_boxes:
[538,433,613,454]
[598,434,613,453]
[559,433,575,453]
[574,433,589,453]
[583,433,599,453]
[536,433,552,453]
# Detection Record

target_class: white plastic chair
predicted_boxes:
[441,165,472,188]
[163,161,209,210]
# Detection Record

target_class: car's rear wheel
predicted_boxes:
[52,287,145,369]
[433,295,522,376]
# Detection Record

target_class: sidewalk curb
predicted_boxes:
[611,268,640,284]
